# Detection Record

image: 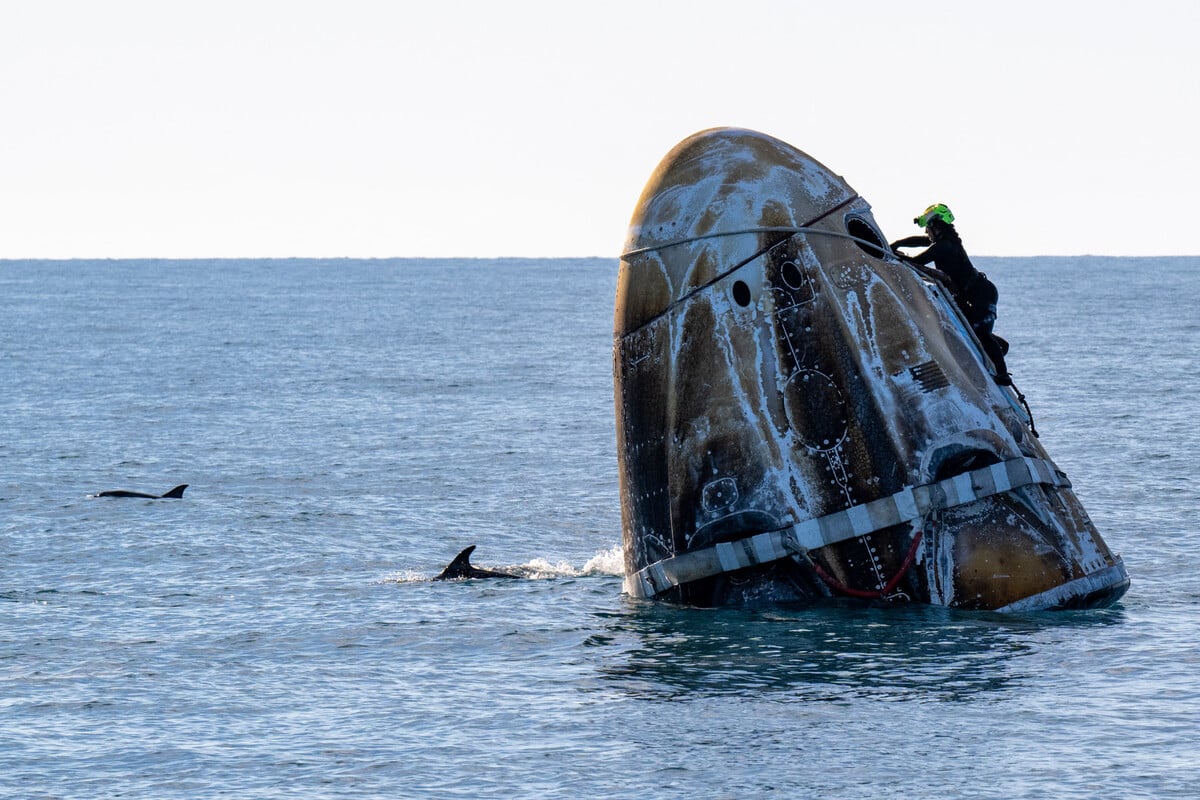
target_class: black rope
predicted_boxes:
[1011,378,1040,438]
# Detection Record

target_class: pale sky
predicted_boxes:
[2,0,1196,258]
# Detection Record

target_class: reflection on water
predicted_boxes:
[590,600,1127,702]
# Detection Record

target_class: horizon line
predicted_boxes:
[3,253,1200,262]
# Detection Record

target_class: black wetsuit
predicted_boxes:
[891,226,1011,383]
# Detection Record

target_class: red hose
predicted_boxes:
[811,528,925,600]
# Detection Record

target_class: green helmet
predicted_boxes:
[914,203,954,227]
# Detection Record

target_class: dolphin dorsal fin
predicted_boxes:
[160,484,188,498]
[446,545,476,573]
[435,545,477,580]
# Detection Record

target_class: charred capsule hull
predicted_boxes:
[614,127,1129,610]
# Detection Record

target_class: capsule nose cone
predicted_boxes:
[617,127,857,336]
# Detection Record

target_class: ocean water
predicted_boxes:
[2,256,1198,799]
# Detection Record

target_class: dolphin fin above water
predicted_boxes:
[93,484,189,499]
[434,545,519,581]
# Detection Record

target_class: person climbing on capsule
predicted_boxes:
[890,203,1012,386]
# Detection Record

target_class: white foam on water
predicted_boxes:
[381,544,625,583]
[516,544,624,579]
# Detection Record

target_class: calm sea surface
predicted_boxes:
[2,257,1198,798]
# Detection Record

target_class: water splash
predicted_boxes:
[382,544,624,583]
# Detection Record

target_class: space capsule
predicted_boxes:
[614,127,1129,610]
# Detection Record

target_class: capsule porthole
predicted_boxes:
[732,280,752,307]
[846,217,886,258]
[781,260,804,290]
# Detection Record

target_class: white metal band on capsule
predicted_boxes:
[623,456,1072,599]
